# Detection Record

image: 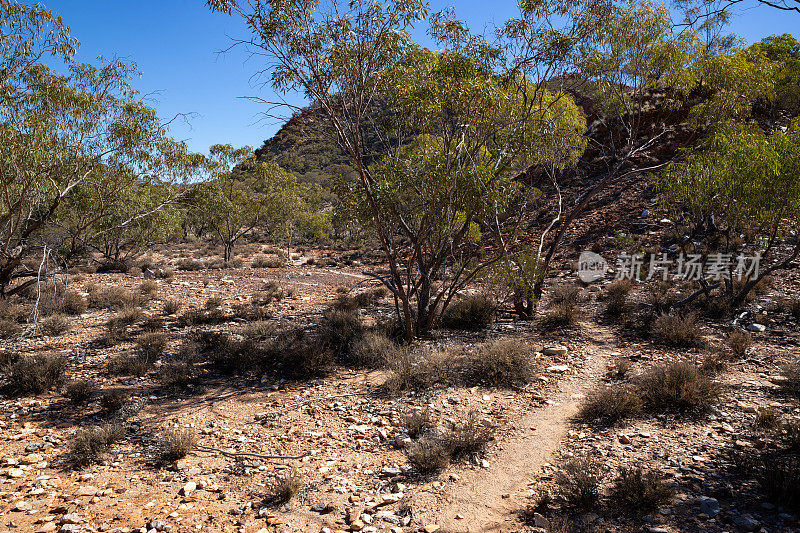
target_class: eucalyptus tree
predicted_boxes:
[660,121,800,307]
[189,144,302,264]
[1,1,198,296]
[209,0,586,339]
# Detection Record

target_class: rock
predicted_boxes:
[21,453,43,465]
[13,500,32,511]
[179,481,196,496]
[747,323,766,333]
[543,345,568,356]
[60,525,81,533]
[349,520,364,531]
[697,496,720,518]
[619,434,632,444]
[647,529,669,533]
[732,514,760,531]
[423,526,440,533]
[36,524,57,533]
[75,486,97,497]
[533,513,549,528]
[546,365,569,373]
[62,514,80,525]
[379,493,403,505]
[310,502,335,514]
[6,468,24,478]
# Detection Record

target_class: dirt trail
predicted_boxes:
[426,323,618,532]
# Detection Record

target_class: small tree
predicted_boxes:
[660,120,800,307]
[190,144,301,263]
[0,1,194,296]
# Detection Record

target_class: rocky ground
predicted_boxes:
[0,241,798,533]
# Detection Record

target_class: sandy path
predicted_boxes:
[426,323,618,532]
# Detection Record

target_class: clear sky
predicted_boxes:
[40,0,800,155]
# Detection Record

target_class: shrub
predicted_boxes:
[64,379,94,405]
[266,468,303,504]
[578,385,642,425]
[782,420,800,451]
[468,338,536,388]
[350,331,396,369]
[157,361,195,391]
[163,299,180,315]
[136,332,168,360]
[789,298,800,320]
[781,362,800,396]
[107,353,152,376]
[651,313,704,348]
[40,314,70,336]
[609,467,674,512]
[538,300,580,329]
[727,330,753,359]
[759,454,800,511]
[88,287,139,310]
[603,279,634,316]
[405,438,450,476]
[440,411,493,460]
[608,357,632,380]
[159,428,196,462]
[100,390,129,413]
[69,423,125,468]
[62,290,87,315]
[754,408,782,430]
[7,354,67,395]
[320,307,364,364]
[252,255,285,269]
[550,285,582,305]
[0,319,22,339]
[384,346,447,391]
[401,409,435,439]
[241,320,276,340]
[231,302,271,321]
[554,457,603,510]
[637,361,720,413]
[139,280,158,299]
[176,258,203,271]
[179,307,225,326]
[441,294,494,331]
[266,330,333,379]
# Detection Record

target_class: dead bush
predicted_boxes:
[609,467,674,512]
[163,299,180,315]
[88,286,139,310]
[401,409,436,439]
[176,258,203,271]
[603,279,634,316]
[554,457,603,510]
[608,357,632,380]
[136,332,168,360]
[40,314,70,336]
[636,361,720,413]
[69,423,125,468]
[231,303,271,321]
[351,331,397,369]
[64,379,94,405]
[789,298,800,320]
[759,454,800,511]
[441,294,495,331]
[320,307,364,364]
[754,408,782,430]
[62,290,87,315]
[727,330,753,359]
[384,346,447,392]
[550,285,582,305]
[139,280,158,299]
[159,428,196,462]
[252,255,285,269]
[0,319,22,339]
[405,438,450,476]
[7,354,67,395]
[651,313,704,348]
[781,362,800,396]
[266,330,333,379]
[440,411,493,460]
[468,338,536,388]
[240,320,276,340]
[265,468,303,504]
[107,352,152,377]
[782,420,800,451]
[100,390,129,413]
[578,385,642,425]
[538,300,580,329]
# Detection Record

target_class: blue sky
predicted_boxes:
[41,0,799,155]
